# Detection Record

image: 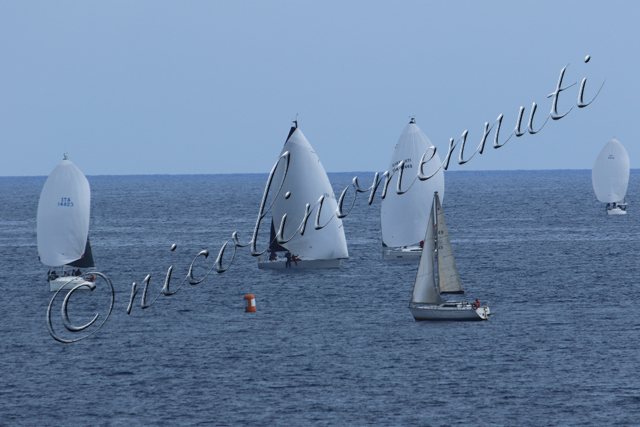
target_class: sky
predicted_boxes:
[1,1,638,177]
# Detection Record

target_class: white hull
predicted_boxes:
[257,257,341,269]
[383,246,422,260]
[607,207,627,215]
[49,276,95,292]
[409,301,490,321]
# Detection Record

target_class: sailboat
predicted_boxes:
[37,155,96,291]
[258,121,349,269]
[408,192,490,321]
[592,138,630,215]
[381,118,444,260]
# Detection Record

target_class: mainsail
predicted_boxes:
[270,123,349,260]
[411,198,443,305]
[381,118,444,247]
[37,159,91,267]
[592,138,630,204]
[435,193,463,294]
[67,237,95,268]
[267,220,288,253]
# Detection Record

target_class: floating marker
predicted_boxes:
[244,294,256,312]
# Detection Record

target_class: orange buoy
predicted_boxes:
[244,294,256,312]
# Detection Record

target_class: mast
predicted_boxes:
[434,195,439,292]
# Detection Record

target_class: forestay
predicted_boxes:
[37,159,91,266]
[592,138,630,203]
[270,126,348,260]
[381,119,444,247]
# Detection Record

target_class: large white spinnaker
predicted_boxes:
[411,199,443,305]
[381,119,444,247]
[37,159,91,267]
[270,124,348,260]
[592,138,630,204]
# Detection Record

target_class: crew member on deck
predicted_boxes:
[285,250,292,268]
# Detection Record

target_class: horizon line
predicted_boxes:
[3,167,639,179]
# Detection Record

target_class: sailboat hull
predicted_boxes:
[409,303,490,321]
[383,246,422,260]
[49,276,95,292]
[607,207,627,215]
[257,258,341,269]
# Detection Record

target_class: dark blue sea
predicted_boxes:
[1,170,639,426]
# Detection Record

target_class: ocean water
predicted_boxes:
[0,170,638,426]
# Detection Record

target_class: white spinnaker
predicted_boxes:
[411,200,443,305]
[435,194,463,294]
[592,138,630,203]
[381,120,444,247]
[37,159,91,266]
[271,128,349,260]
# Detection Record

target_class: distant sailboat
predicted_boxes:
[592,138,630,215]
[37,156,96,291]
[258,121,349,269]
[381,118,444,260]
[409,192,490,321]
